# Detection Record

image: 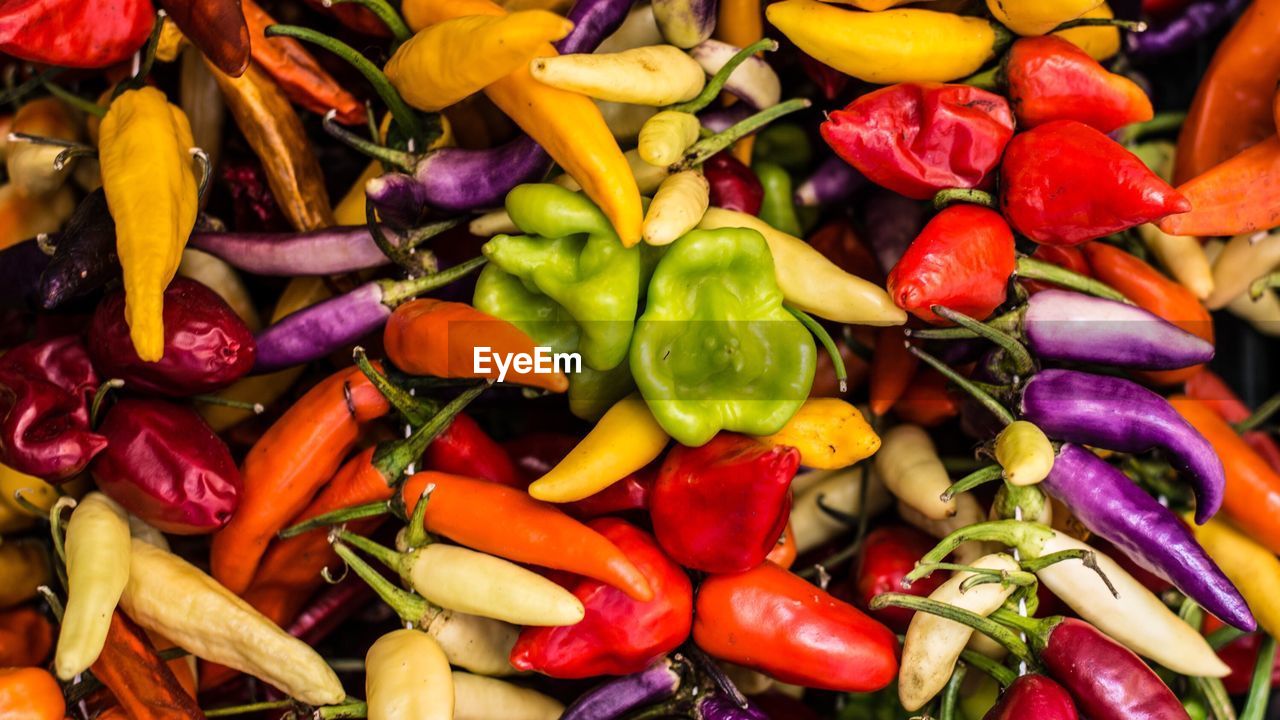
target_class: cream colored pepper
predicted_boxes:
[994,421,1054,487]
[55,493,132,680]
[643,170,709,246]
[366,629,454,720]
[638,110,701,167]
[452,672,564,720]
[876,424,957,519]
[790,466,892,553]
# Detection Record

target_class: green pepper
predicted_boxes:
[630,227,816,446]
[753,161,804,238]
[755,124,813,172]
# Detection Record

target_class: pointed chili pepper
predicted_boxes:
[842,525,948,634]
[886,204,1015,324]
[505,432,653,515]
[89,611,205,720]
[1184,369,1280,472]
[424,413,519,488]
[56,493,132,680]
[560,656,689,720]
[1127,0,1246,60]
[984,675,1079,720]
[1004,35,1152,133]
[869,327,918,416]
[157,0,250,77]
[37,189,118,309]
[365,629,453,720]
[1159,136,1280,237]
[1000,120,1190,246]
[0,0,152,69]
[820,83,1014,200]
[704,152,763,215]
[188,224,418,277]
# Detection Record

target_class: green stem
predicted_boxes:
[960,65,1000,91]
[11,489,48,520]
[1016,257,1130,304]
[353,346,435,425]
[316,700,369,719]
[1,68,64,107]
[330,539,434,625]
[1250,270,1280,301]
[327,0,411,43]
[905,519,1053,584]
[43,81,105,118]
[1118,111,1188,146]
[959,649,1017,687]
[1236,392,1280,433]
[401,480,435,551]
[404,217,465,250]
[89,378,125,428]
[670,38,778,114]
[191,394,264,414]
[909,309,1023,340]
[907,345,1015,425]
[1207,626,1248,650]
[205,700,296,717]
[1240,635,1276,720]
[332,528,404,572]
[1193,676,1239,720]
[940,664,965,720]
[786,305,846,393]
[1019,549,1117,599]
[931,305,1034,376]
[266,25,422,142]
[933,188,996,211]
[1051,17,1147,31]
[278,500,391,539]
[324,111,416,170]
[116,10,165,96]
[871,593,1035,664]
[371,382,488,480]
[1179,596,1204,629]
[379,256,487,307]
[942,464,1004,500]
[958,569,1038,593]
[679,98,810,170]
[366,197,436,274]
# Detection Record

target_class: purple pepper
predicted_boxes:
[1126,0,1248,60]
[794,155,866,207]
[562,657,685,720]
[1041,444,1254,631]
[287,580,375,645]
[366,136,552,216]
[689,40,778,110]
[1022,289,1214,370]
[0,239,51,309]
[1020,368,1225,524]
[558,0,639,54]
[38,189,117,309]
[860,189,929,275]
[694,695,770,720]
[653,0,717,49]
[699,104,754,134]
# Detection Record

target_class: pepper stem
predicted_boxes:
[959,65,1000,91]
[371,381,488,481]
[958,648,1017,687]
[36,585,64,623]
[872,593,1035,664]
[314,700,369,719]
[786,305,847,392]
[940,663,965,720]
[1050,17,1147,32]
[933,188,996,211]
[905,519,1053,584]
[941,465,1003,501]
[678,98,811,170]
[1249,271,1280,301]
[670,38,779,114]
[1117,111,1188,146]
[907,345,1015,425]
[931,305,1034,377]
[266,25,422,143]
[205,700,297,717]
[51,145,98,172]
[331,528,405,573]
[1240,634,1277,720]
[324,111,416,171]
[909,308,1023,340]
[404,217,464,250]
[278,500,392,539]
[1020,549,1118,599]
[911,560,1036,588]
[190,394,264,414]
[325,0,411,43]
[401,483,436,551]
[959,570,1037,593]
[190,148,212,201]
[115,10,165,97]
[330,537,434,625]
[1236,392,1280,433]
[379,256,488,307]
[89,378,125,428]
[1015,257,1130,303]
[1207,625,1248,650]
[353,347,435,425]
[365,196,437,274]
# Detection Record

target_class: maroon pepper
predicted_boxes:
[0,336,106,482]
[423,413,520,488]
[649,433,799,574]
[705,152,764,215]
[842,526,947,633]
[984,675,1079,720]
[91,397,241,535]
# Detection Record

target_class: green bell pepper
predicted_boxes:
[630,227,816,446]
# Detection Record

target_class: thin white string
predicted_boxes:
[1013,504,1028,677]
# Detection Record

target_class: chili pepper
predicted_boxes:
[37,190,116,309]
[560,657,687,720]
[55,493,132,680]
[121,539,345,705]
[7,98,80,199]
[844,526,948,634]
[535,43,707,104]
[694,560,898,691]
[645,170,711,247]
[90,609,204,720]
[422,414,519,487]
[869,328,917,417]
[755,398,878,469]
[0,335,105,482]
[0,541,49,608]
[1005,36,1151,132]
[0,607,53,667]
[1163,136,1280,236]
[639,111,702,168]
[704,152,763,215]
[172,250,249,335]
[1204,231,1280,310]
[987,0,1103,35]
[188,225,416,277]
[716,0,761,49]
[157,0,249,77]
[1126,0,1247,60]
[506,432,651,509]
[528,395,668,502]
[1169,396,1280,557]
[820,84,1014,201]
[1021,369,1224,523]
[366,629,454,720]
[1184,369,1280,471]
[984,674,1079,720]
[1189,517,1280,639]
[555,0,637,55]
[0,184,75,252]
[241,0,362,123]
[795,156,865,208]
[653,0,716,47]
[791,466,892,554]
[510,519,691,677]
[0,0,152,67]
[453,671,565,720]
[1174,0,1280,184]
[689,40,782,111]
[0,464,57,535]
[0,667,64,720]
[209,61,335,232]
[876,424,957,520]
[99,87,200,362]
[994,421,1053,486]
[752,162,801,237]
[211,364,390,593]
[1000,121,1190,246]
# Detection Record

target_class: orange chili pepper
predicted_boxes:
[211,365,391,594]
[870,326,918,416]
[384,299,569,392]
[715,0,763,54]
[766,522,798,570]
[0,607,52,667]
[1081,241,1212,385]
[91,612,204,720]
[401,471,654,601]
[1170,396,1280,556]
[893,369,957,428]
[0,666,63,720]
[1158,137,1280,237]
[1185,369,1280,472]
[1175,0,1280,184]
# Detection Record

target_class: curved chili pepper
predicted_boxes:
[242,0,363,124]
[1159,136,1280,237]
[843,526,947,634]
[1005,36,1152,133]
[869,327,918,416]
[90,611,205,720]
[560,657,686,720]
[157,0,250,77]
[505,432,653,515]
[188,225,399,276]
[0,0,152,68]
[704,152,763,215]
[1184,369,1280,471]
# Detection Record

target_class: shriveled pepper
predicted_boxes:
[366,629,454,720]
[1004,35,1153,132]
[755,398,879,469]
[0,667,64,720]
[820,83,1014,200]
[156,0,250,77]
[90,611,205,720]
[0,0,151,68]
[55,493,132,680]
[241,0,363,123]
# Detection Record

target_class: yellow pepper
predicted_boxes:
[366,629,454,720]
[99,87,199,361]
[756,398,880,469]
[638,110,701,167]
[0,463,58,534]
[698,208,906,325]
[406,0,644,247]
[1206,230,1280,310]
[993,0,1103,36]
[1190,517,1280,638]
[55,493,132,680]
[876,424,957,520]
[0,540,50,608]
[830,0,929,8]
[994,420,1054,486]
[531,46,706,106]
[1139,224,1214,300]
[386,12,574,112]
[766,0,1002,84]
[643,170,709,246]
[528,394,670,502]
[155,16,188,62]
[1051,3,1120,58]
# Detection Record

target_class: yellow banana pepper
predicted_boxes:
[643,170,709,246]
[1051,2,1120,58]
[0,463,58,534]
[531,46,706,106]
[1190,517,1280,638]
[992,0,1103,36]
[766,0,1003,84]
[638,110,701,167]
[99,87,199,362]
[994,420,1054,487]
[366,629,454,720]
[528,394,670,502]
[386,11,574,112]
[55,493,132,680]
[0,540,50,608]
[756,398,880,469]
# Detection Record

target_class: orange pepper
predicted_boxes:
[1169,396,1280,556]
[766,522,798,570]
[1184,369,1280,472]
[1158,136,1280,237]
[715,0,763,52]
[869,326,918,416]
[210,365,391,594]
[1081,241,1212,385]
[1175,0,1280,184]
[0,667,63,720]
[892,369,958,427]
[0,607,52,667]
[90,612,202,720]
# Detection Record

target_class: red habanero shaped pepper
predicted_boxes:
[704,152,764,215]
[1005,36,1153,133]
[649,433,800,574]
[820,83,1014,200]
[842,526,947,634]
[693,561,899,692]
[0,0,153,69]
[1000,121,1190,246]
[886,205,1015,324]
[509,519,691,678]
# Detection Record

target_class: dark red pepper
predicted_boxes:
[842,526,947,634]
[705,152,764,215]
[508,518,692,678]
[0,0,153,69]
[222,162,288,233]
[1214,630,1280,695]
[0,336,106,482]
[91,397,241,535]
[820,83,1014,200]
[649,433,799,574]
[1005,36,1154,133]
[424,413,519,488]
[893,369,960,427]
[984,674,1079,720]
[155,0,251,77]
[807,217,883,284]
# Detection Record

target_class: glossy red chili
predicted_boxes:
[705,152,764,215]
[423,413,519,488]
[984,674,1079,720]
[1006,36,1153,133]
[844,526,947,634]
[0,0,153,68]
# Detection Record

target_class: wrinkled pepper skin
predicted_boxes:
[1000,120,1190,246]
[88,278,256,397]
[38,189,119,309]
[1005,36,1152,133]
[704,152,764,215]
[650,433,799,573]
[984,675,1078,720]
[92,398,242,535]
[693,561,899,692]
[0,0,153,68]
[844,526,947,634]
[156,0,250,77]
[821,83,1014,200]
[886,205,1015,324]
[509,519,692,678]
[0,335,105,482]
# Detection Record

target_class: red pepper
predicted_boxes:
[0,0,153,68]
[91,397,241,535]
[1184,369,1280,472]
[509,518,692,678]
[1203,617,1280,695]
[1143,0,1195,18]
[705,152,764,215]
[842,526,947,634]
[649,433,799,574]
[222,161,288,232]
[1022,245,1092,295]
[1005,36,1153,133]
[820,83,1014,200]
[886,204,1015,324]
[155,0,251,77]
[807,217,883,283]
[302,0,392,36]
[869,327,918,416]
[505,432,654,518]
[893,369,959,427]
[984,674,1079,720]
[693,561,899,692]
[0,335,106,482]
[423,413,520,488]
[1000,121,1190,246]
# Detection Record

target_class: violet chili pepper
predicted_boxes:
[0,239,51,309]
[558,0,638,54]
[795,155,866,207]
[1125,0,1248,60]
[188,222,458,276]
[252,257,486,372]
[1040,444,1254,631]
[38,189,118,309]
[699,104,753,134]
[562,656,685,720]
[1021,368,1225,523]
[860,190,929,275]
[984,674,1078,720]
[652,0,716,49]
[693,695,770,720]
